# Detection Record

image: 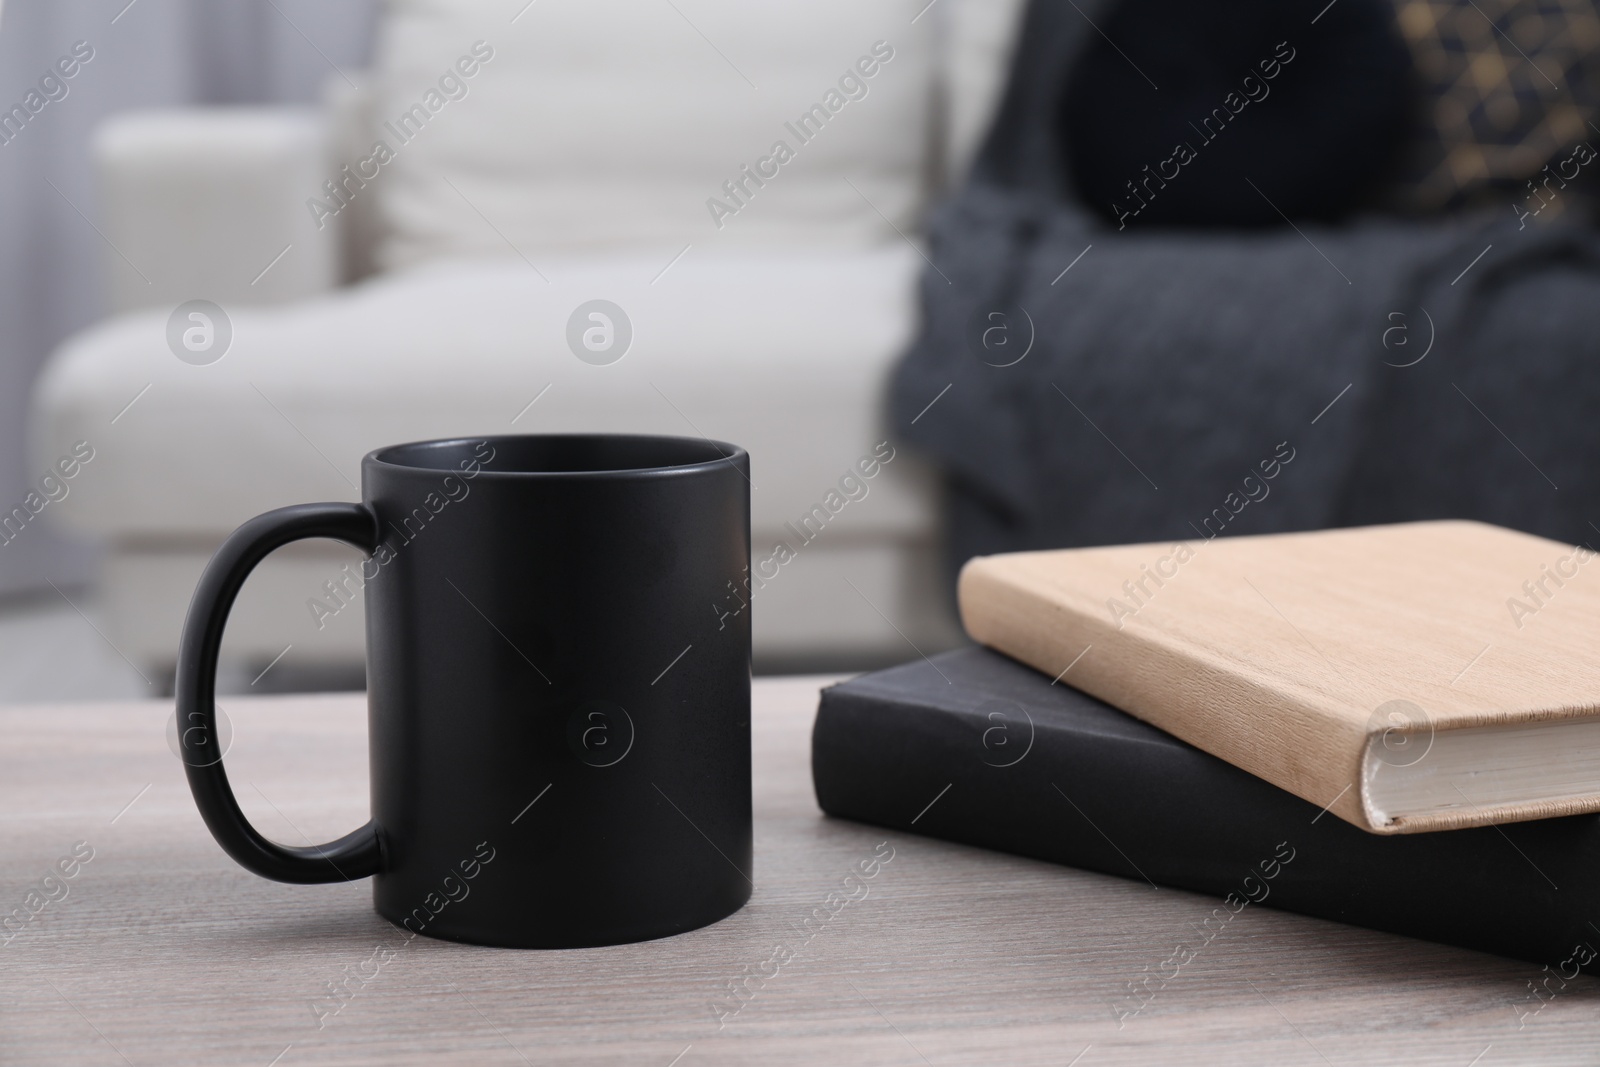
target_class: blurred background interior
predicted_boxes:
[6,0,1600,702]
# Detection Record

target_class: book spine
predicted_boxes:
[958,559,1374,831]
[812,684,1600,977]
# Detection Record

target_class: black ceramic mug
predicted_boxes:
[176,434,752,948]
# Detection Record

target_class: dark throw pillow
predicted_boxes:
[1060,0,1414,229]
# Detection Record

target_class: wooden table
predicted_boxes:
[2,678,1597,1065]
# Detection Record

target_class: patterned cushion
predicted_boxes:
[1387,0,1600,216]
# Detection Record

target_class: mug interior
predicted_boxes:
[371,434,737,475]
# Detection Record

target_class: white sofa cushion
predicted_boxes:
[366,0,936,269]
[941,0,1028,181]
[33,247,937,543]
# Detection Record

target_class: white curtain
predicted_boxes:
[0,0,378,595]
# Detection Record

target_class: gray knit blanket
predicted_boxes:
[890,0,1600,568]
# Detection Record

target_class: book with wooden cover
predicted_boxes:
[958,520,1600,835]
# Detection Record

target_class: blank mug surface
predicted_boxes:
[176,434,753,948]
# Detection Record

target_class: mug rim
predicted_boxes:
[364,433,748,479]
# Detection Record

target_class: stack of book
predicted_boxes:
[812,521,1600,970]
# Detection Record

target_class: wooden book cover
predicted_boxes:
[958,520,1600,834]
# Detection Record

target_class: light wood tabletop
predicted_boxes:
[1,677,1596,1066]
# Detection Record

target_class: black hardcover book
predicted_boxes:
[812,647,1600,977]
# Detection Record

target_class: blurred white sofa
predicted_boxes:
[31,0,1022,677]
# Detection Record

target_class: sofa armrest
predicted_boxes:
[94,107,341,313]
[323,76,384,284]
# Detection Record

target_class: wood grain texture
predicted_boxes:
[1,678,1598,1065]
[959,520,1600,834]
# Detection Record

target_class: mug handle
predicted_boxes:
[176,502,384,884]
